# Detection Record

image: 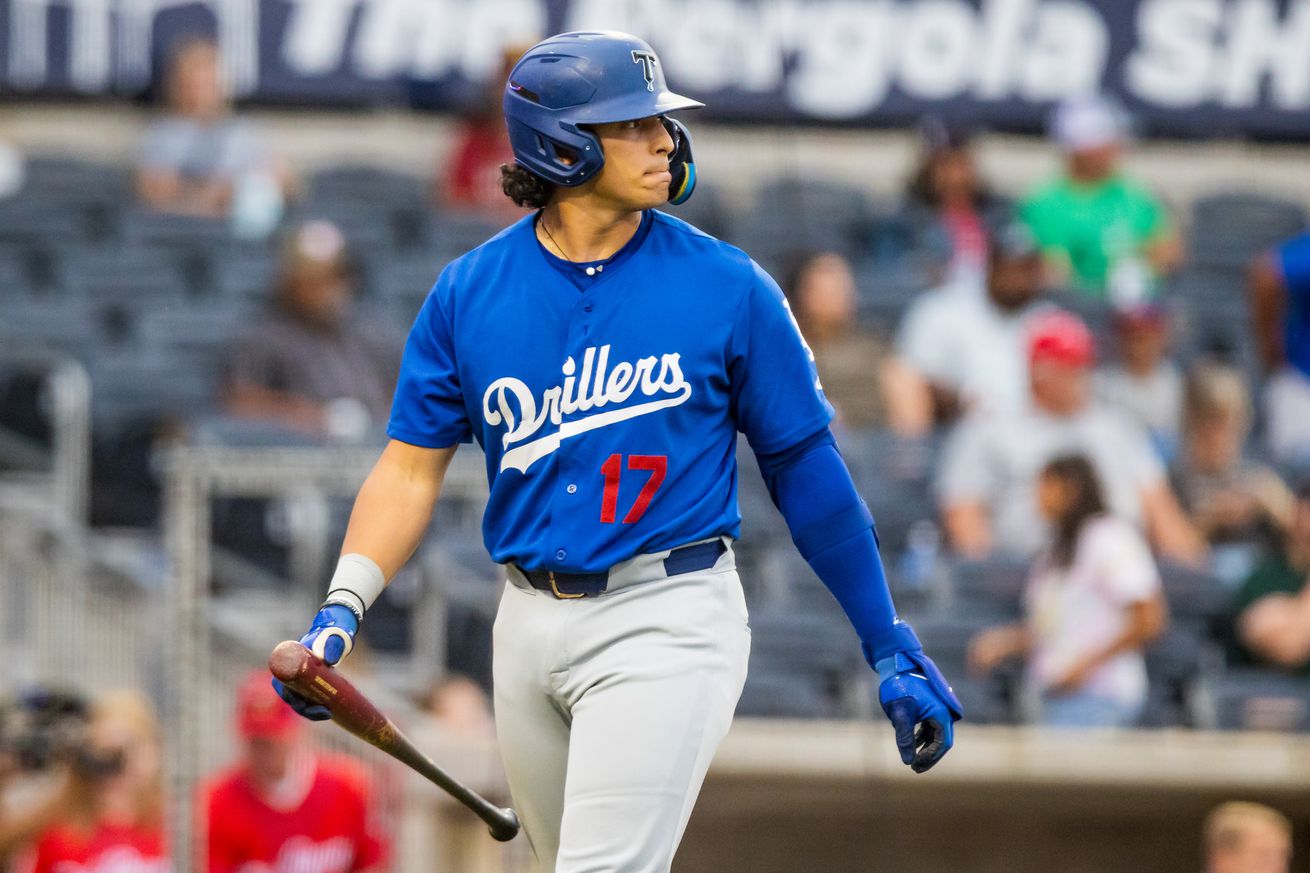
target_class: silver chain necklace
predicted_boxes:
[539,215,609,275]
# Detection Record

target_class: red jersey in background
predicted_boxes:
[16,821,169,873]
[204,754,385,873]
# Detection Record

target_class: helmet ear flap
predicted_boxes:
[662,117,697,205]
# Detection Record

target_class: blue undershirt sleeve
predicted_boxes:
[754,428,911,656]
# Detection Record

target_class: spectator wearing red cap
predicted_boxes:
[202,672,387,873]
[1093,302,1184,461]
[937,310,1203,563]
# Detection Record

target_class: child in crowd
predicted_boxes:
[968,454,1167,727]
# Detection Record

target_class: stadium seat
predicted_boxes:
[49,244,194,303]
[1188,193,1306,270]
[736,668,834,719]
[88,346,220,431]
[1142,621,1220,728]
[207,244,279,302]
[853,257,934,330]
[307,165,427,207]
[728,177,873,262]
[120,209,235,248]
[0,248,34,298]
[431,212,515,259]
[1204,668,1310,732]
[0,199,94,244]
[662,182,730,239]
[0,300,98,357]
[948,556,1029,619]
[21,156,133,205]
[1157,561,1231,629]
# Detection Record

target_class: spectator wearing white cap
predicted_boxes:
[1020,96,1183,301]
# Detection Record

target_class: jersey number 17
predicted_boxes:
[599,454,667,524]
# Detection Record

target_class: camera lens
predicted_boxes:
[74,746,125,780]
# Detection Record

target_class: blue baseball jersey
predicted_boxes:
[387,210,833,573]
[1277,232,1310,380]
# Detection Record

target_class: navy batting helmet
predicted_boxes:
[503,31,703,204]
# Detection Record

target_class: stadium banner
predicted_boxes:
[2,0,1309,140]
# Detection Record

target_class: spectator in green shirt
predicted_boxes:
[1020,96,1183,302]
[1231,483,1310,672]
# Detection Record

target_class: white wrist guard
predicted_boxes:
[323,553,386,621]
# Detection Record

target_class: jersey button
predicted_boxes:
[566,483,577,494]
[555,549,567,561]
[583,303,593,312]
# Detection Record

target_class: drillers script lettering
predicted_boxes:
[483,345,693,473]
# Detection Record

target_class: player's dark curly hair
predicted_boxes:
[501,162,553,209]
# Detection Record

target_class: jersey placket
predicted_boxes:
[546,284,601,571]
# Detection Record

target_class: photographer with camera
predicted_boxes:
[3,690,167,873]
[1,690,91,864]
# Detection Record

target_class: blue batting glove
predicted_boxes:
[863,621,964,774]
[273,604,359,722]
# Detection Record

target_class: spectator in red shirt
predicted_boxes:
[438,44,532,219]
[203,672,387,873]
[15,691,168,873]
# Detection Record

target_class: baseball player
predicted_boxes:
[275,31,962,872]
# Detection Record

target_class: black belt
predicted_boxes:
[516,539,727,599]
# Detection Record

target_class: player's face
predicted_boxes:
[586,116,676,211]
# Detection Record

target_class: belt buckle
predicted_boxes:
[548,571,586,600]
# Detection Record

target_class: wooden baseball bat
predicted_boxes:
[268,640,520,842]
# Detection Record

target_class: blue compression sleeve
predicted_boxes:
[755,429,900,645]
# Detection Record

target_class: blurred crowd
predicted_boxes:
[0,671,501,873]
[3,37,1310,738]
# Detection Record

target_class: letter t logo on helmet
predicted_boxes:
[631,50,657,91]
[502,31,703,202]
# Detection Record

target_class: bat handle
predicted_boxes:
[487,807,521,842]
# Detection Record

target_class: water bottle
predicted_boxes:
[231,167,284,240]
[898,520,941,593]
